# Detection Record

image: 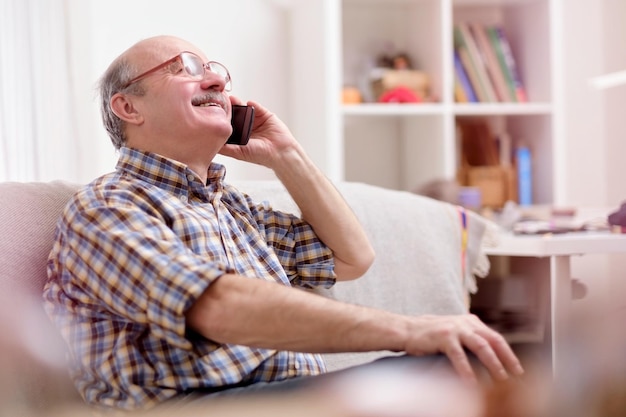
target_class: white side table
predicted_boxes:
[483,231,626,377]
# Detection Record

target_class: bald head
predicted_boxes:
[121,36,204,78]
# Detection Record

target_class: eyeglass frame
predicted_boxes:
[121,51,232,91]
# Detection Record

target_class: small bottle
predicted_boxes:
[516,146,532,206]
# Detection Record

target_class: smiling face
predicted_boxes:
[111,36,233,173]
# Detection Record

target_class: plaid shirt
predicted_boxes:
[43,147,336,411]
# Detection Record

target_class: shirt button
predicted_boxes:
[179,195,188,203]
[187,174,195,181]
[294,362,301,370]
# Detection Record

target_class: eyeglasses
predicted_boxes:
[122,51,232,91]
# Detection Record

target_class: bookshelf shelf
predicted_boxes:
[453,0,534,5]
[453,103,553,116]
[343,103,552,117]
[342,103,445,116]
[287,0,558,202]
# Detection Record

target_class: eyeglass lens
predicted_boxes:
[181,53,231,91]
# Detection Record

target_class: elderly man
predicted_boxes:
[43,35,522,412]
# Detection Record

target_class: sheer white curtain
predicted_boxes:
[0,0,77,182]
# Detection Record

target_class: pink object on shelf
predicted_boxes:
[378,86,422,103]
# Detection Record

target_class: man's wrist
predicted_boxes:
[272,145,317,182]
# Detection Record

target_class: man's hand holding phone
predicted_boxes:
[221,98,306,172]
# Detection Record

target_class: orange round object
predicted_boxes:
[342,86,362,104]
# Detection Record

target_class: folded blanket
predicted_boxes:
[234,181,491,371]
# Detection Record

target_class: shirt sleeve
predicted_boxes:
[47,192,226,350]
[223,186,336,289]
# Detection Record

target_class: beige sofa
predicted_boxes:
[0,179,490,414]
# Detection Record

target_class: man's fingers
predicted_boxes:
[476,326,525,377]
[459,321,525,381]
[461,331,510,381]
[447,318,525,382]
[443,341,478,384]
[409,314,524,383]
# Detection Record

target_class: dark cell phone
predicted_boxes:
[227,105,255,145]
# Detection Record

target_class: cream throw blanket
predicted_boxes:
[233,181,491,370]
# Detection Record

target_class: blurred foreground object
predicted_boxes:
[608,201,626,233]
[0,293,81,415]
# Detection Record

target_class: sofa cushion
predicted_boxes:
[0,180,80,296]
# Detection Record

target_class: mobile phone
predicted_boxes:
[227,105,255,145]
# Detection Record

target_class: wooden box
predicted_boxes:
[457,165,517,208]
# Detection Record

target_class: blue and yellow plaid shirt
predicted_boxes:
[43,147,336,411]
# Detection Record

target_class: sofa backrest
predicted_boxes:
[0,180,83,411]
[0,181,80,295]
[0,179,485,315]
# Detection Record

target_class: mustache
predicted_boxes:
[191,92,228,109]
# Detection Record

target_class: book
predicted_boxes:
[455,23,498,102]
[469,22,513,102]
[454,50,478,102]
[489,25,528,103]
[454,73,468,103]
[454,26,488,102]
[457,46,488,102]
[458,119,499,166]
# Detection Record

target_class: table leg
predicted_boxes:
[550,255,571,378]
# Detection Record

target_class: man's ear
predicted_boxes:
[110,93,144,125]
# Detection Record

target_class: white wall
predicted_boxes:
[562,0,626,309]
[603,0,626,208]
[560,0,625,208]
[561,0,606,207]
[65,0,291,183]
[602,0,626,299]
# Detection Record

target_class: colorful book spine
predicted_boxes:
[454,26,488,102]
[454,73,468,103]
[456,23,498,102]
[470,23,513,102]
[487,26,516,101]
[492,26,528,103]
[454,51,478,102]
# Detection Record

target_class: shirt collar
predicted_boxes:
[116,147,227,194]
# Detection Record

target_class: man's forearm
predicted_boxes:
[271,145,375,280]
[186,273,406,353]
[186,273,524,383]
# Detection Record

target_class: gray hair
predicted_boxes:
[97,57,145,149]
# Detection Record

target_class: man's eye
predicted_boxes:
[168,62,184,74]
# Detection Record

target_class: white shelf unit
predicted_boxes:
[287,0,560,204]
